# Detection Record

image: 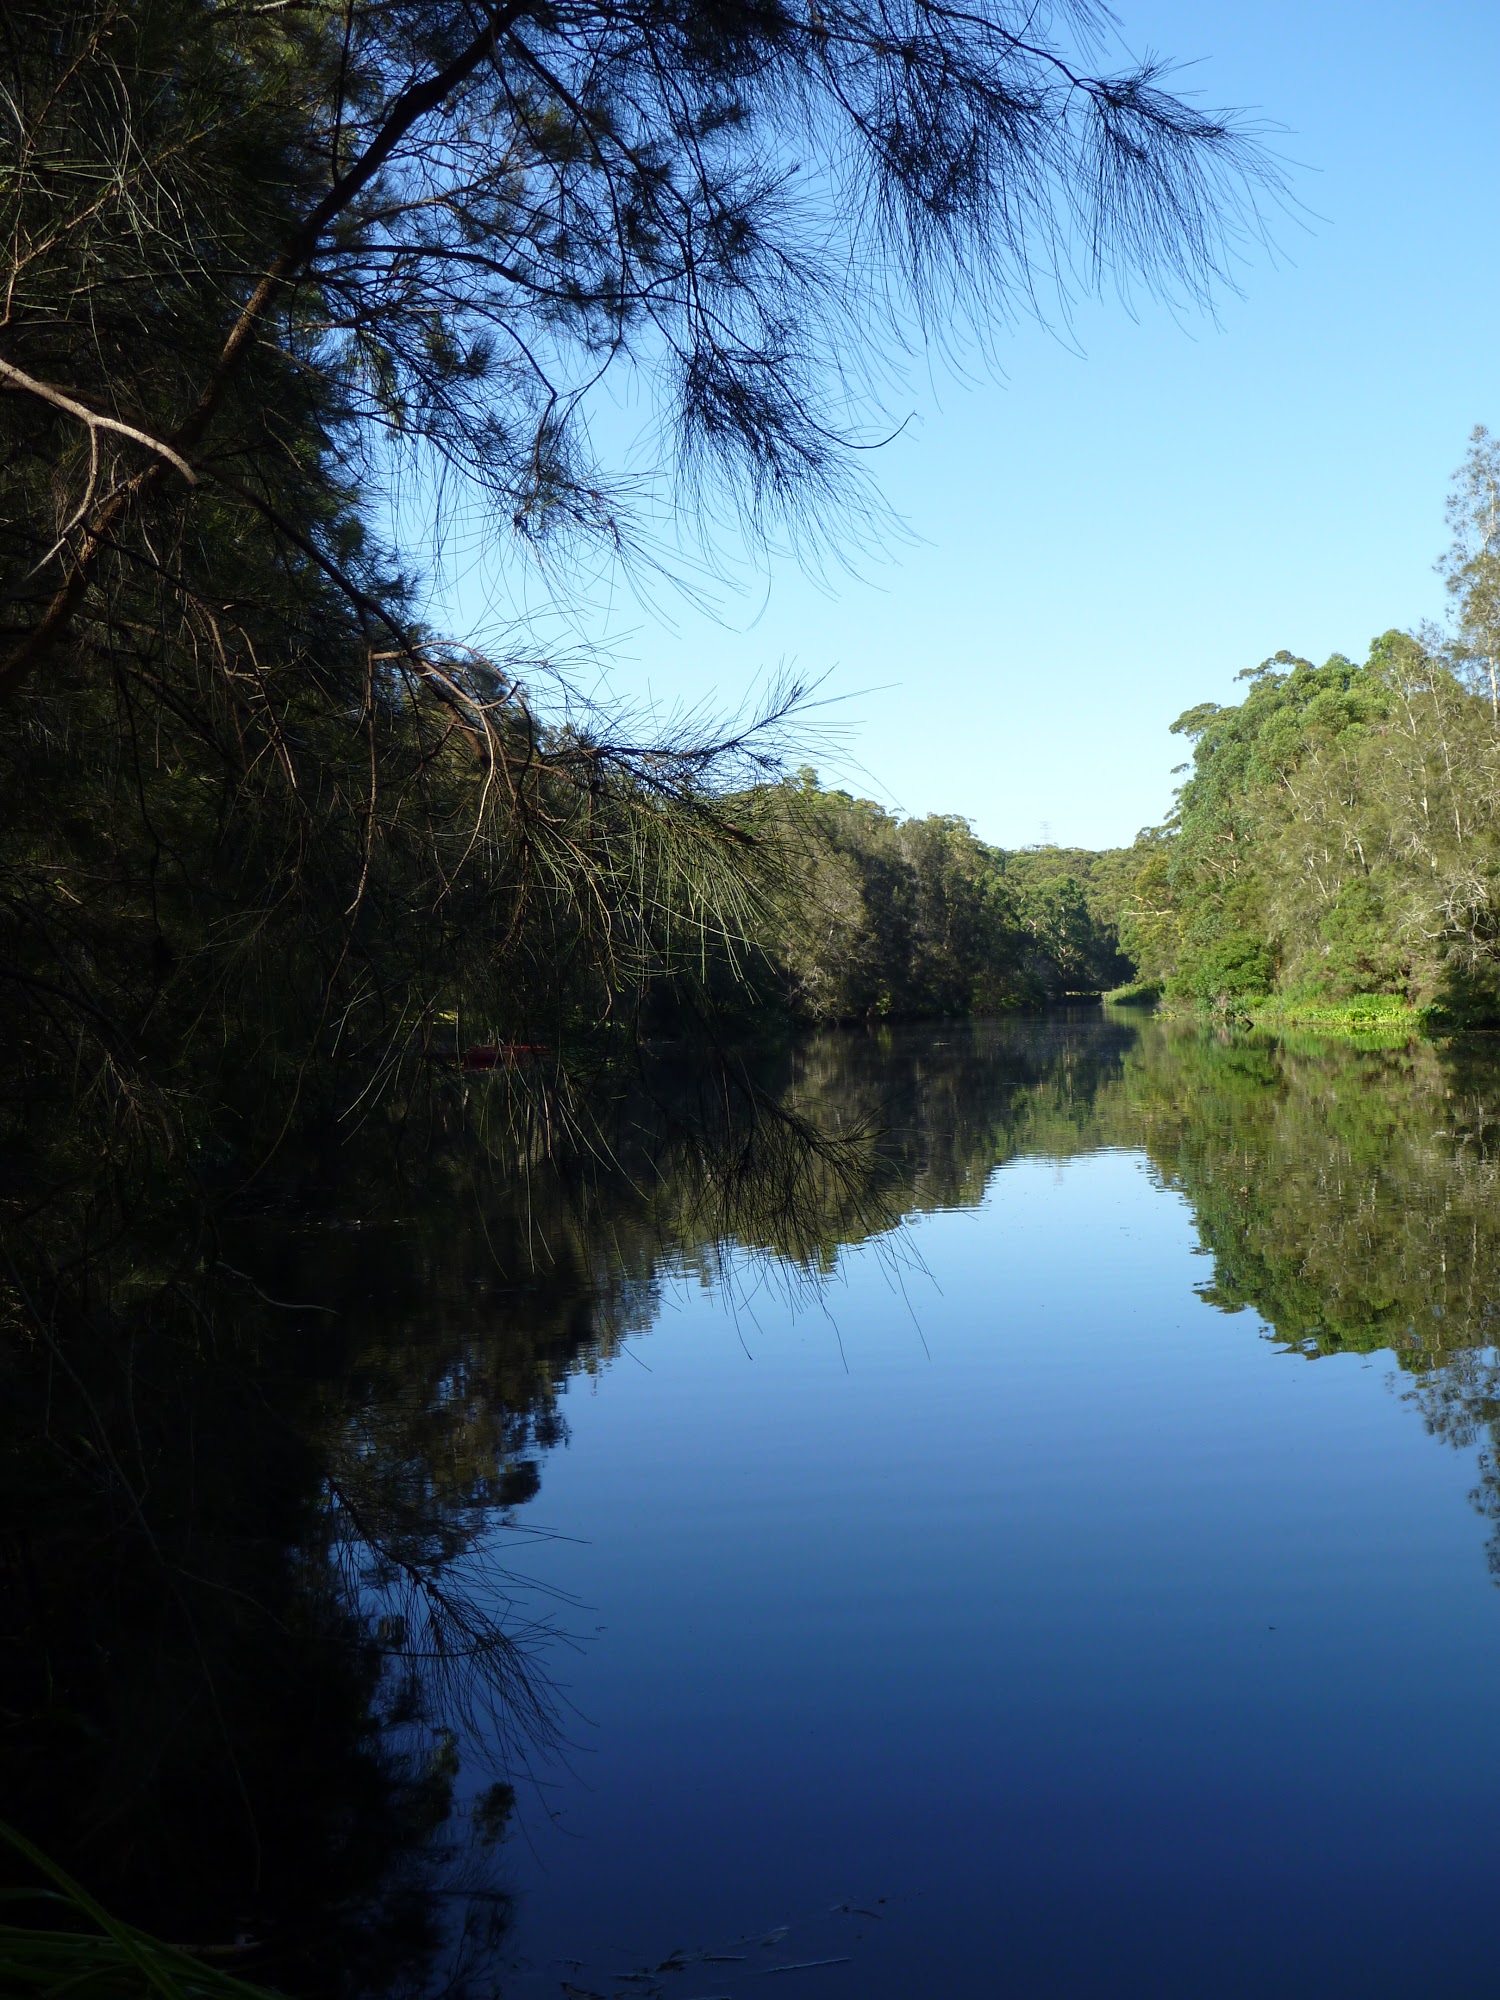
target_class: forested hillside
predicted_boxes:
[748,774,1132,1021]
[751,424,1500,1030]
[1081,429,1500,1024]
[789,426,1500,1031]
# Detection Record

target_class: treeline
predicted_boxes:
[1144,625,1500,1021]
[738,773,1132,1022]
[1064,428,1500,1024]
[766,421,1500,1030]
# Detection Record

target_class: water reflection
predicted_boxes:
[9,1013,1500,1993]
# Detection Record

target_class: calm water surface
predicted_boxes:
[464,1018,1500,1998]
[18,1013,1500,1999]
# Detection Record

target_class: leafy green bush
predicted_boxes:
[1173,930,1275,1002]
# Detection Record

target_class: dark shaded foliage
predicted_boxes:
[758,772,1131,1019]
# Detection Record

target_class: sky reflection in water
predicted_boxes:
[490,1020,1500,1999]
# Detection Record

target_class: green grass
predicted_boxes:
[1142,988,1429,1044]
[0,1821,287,2000]
[1242,993,1424,1045]
[1102,979,1163,1007]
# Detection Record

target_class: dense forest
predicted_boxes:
[738,774,1132,1021]
[1099,428,1500,1024]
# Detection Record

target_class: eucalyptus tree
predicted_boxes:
[1441,425,1500,719]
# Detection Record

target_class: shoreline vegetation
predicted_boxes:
[744,432,1500,1044]
[0,2,1283,1979]
[1118,989,1431,1045]
[0,1821,292,2000]
[1080,433,1500,1041]
[1105,986,1440,1044]
[1056,432,1500,1048]
[3,0,1499,1989]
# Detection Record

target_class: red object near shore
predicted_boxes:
[459,1043,551,1071]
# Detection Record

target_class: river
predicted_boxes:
[480,1016,1500,1997]
[14,1013,1500,1997]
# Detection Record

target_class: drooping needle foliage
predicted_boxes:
[0,0,1277,1279]
[0,0,1276,1973]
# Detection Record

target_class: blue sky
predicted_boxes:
[449,0,1500,850]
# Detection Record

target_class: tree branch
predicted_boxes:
[0,0,533,700]
[0,355,200,483]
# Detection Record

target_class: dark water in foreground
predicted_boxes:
[15,1013,1500,1997]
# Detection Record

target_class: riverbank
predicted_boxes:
[1106,986,1429,1044]
[1243,993,1425,1042]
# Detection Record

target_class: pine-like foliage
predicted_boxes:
[0,0,1275,1291]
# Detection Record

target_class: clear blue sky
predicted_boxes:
[450,0,1500,851]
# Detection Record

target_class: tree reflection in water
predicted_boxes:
[9,1013,1500,1992]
